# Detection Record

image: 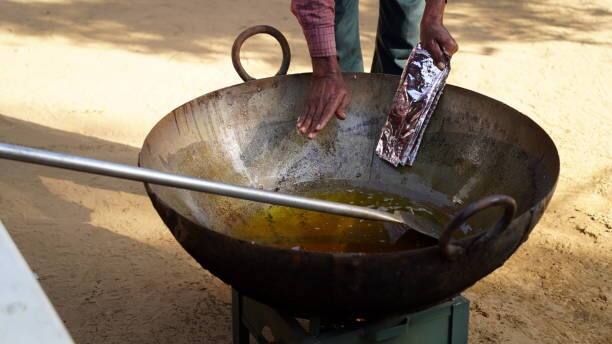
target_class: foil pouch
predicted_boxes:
[375,43,450,166]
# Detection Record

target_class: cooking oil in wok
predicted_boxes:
[231,180,453,253]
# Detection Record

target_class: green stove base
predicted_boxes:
[232,289,469,344]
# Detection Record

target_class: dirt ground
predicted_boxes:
[0,0,610,343]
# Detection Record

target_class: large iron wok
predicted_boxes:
[139,26,560,317]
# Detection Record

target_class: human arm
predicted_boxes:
[420,0,458,69]
[291,0,350,139]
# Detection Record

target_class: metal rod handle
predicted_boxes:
[0,142,400,224]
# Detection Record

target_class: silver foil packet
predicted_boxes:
[375,43,450,166]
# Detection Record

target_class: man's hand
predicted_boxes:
[297,56,350,139]
[421,0,458,69]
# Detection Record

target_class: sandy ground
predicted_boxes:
[0,0,610,343]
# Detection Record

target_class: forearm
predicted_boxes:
[312,56,341,77]
[423,0,447,23]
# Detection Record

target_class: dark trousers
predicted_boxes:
[334,0,424,75]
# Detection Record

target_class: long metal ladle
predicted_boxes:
[0,142,440,240]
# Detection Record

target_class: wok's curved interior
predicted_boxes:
[139,73,559,315]
[141,73,557,238]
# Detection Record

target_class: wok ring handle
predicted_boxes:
[231,25,291,82]
[439,195,517,260]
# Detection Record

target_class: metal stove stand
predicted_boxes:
[232,289,469,344]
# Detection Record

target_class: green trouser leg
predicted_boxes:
[371,0,425,75]
[334,0,364,72]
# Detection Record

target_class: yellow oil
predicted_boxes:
[231,180,452,253]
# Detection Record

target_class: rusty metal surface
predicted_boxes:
[139,72,560,316]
